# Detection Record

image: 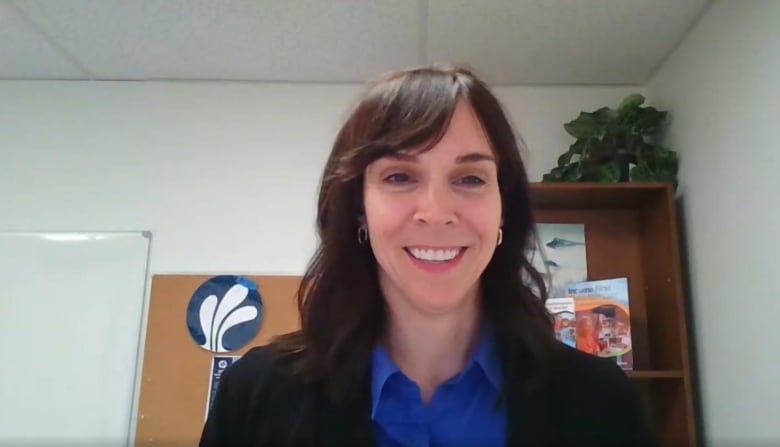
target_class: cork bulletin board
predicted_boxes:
[133,274,302,446]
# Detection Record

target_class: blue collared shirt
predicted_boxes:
[370,329,506,447]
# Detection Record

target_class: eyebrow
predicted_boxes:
[455,152,495,164]
[388,152,495,164]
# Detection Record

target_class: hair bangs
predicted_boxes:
[334,69,470,181]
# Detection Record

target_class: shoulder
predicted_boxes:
[221,344,312,410]
[223,344,287,386]
[551,343,631,388]
[199,345,310,447]
[544,344,656,446]
[207,345,289,401]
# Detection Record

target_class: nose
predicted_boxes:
[413,181,458,226]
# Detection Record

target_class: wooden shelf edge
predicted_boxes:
[626,370,684,380]
[529,181,674,210]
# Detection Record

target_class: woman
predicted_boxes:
[200,64,655,446]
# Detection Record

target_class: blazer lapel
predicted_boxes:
[507,383,554,446]
[504,343,556,447]
[313,384,375,446]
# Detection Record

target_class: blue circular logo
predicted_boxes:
[186,275,264,353]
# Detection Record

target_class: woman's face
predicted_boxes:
[363,100,502,316]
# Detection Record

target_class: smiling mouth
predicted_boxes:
[404,247,467,263]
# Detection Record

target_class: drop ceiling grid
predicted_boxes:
[1,0,710,84]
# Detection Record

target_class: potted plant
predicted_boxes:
[542,93,679,188]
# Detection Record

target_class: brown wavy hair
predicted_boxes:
[271,64,558,404]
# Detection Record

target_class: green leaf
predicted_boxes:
[634,107,667,135]
[543,166,566,182]
[631,147,680,186]
[557,150,573,167]
[596,162,621,183]
[618,94,645,115]
[647,148,679,173]
[576,137,600,162]
[593,106,618,125]
[563,163,583,181]
[655,169,678,184]
[635,141,656,156]
[630,163,654,182]
[569,139,586,154]
[564,112,600,139]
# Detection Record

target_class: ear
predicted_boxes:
[357,215,367,227]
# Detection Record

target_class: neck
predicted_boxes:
[382,290,483,403]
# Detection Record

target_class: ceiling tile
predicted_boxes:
[12,0,422,82]
[427,0,709,85]
[4,0,711,84]
[0,1,88,79]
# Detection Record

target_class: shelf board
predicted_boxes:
[530,181,673,211]
[626,370,684,380]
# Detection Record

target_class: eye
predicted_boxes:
[384,172,413,184]
[457,175,486,186]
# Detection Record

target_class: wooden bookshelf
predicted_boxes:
[529,182,699,447]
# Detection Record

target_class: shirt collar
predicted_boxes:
[370,324,503,419]
[370,343,399,419]
[471,324,503,392]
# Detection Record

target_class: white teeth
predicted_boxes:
[408,247,461,262]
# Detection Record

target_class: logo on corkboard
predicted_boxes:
[186,275,264,353]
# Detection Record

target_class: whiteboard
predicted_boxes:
[0,232,151,446]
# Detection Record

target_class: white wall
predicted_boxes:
[647,0,780,444]
[1,80,640,274]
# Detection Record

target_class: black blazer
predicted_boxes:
[200,343,656,446]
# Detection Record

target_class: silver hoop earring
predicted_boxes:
[358,225,368,244]
[497,228,503,246]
